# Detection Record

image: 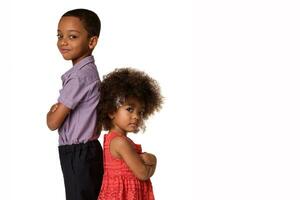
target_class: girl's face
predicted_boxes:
[110,97,145,135]
[57,16,96,65]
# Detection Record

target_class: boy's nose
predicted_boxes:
[59,39,68,46]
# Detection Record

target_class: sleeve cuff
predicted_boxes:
[58,96,75,109]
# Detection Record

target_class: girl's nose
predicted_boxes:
[132,112,140,120]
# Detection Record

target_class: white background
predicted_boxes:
[4,0,300,199]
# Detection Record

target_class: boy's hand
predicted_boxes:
[50,103,59,113]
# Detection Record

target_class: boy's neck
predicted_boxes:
[72,53,93,65]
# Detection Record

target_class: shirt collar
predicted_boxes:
[61,55,95,80]
[73,55,95,70]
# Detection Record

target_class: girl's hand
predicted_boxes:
[140,152,156,166]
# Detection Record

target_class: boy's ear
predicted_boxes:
[88,36,98,49]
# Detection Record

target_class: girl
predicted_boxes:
[97,68,163,200]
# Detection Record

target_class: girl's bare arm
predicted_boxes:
[110,137,156,181]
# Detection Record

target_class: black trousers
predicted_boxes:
[59,140,103,200]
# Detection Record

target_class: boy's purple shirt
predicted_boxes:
[57,56,100,145]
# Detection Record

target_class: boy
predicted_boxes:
[47,9,103,200]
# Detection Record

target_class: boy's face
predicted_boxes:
[57,16,97,65]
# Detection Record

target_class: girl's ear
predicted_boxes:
[88,36,98,49]
[108,113,115,120]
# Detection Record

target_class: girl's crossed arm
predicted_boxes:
[140,152,156,178]
[140,152,156,166]
[110,136,156,181]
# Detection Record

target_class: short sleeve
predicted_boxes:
[58,78,87,109]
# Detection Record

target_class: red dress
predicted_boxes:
[98,132,155,200]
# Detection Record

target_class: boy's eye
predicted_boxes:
[69,35,77,39]
[57,34,62,39]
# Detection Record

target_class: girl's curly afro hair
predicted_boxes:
[97,68,163,131]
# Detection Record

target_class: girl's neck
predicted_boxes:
[109,129,127,137]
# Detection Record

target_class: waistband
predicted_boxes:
[58,140,100,153]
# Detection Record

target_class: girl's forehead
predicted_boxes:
[124,97,145,108]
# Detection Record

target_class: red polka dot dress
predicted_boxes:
[98,132,155,200]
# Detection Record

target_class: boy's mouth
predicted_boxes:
[60,49,70,54]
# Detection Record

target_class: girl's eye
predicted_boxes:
[126,107,133,112]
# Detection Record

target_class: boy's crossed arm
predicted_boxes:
[47,103,71,131]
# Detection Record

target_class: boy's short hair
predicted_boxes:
[62,8,101,37]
